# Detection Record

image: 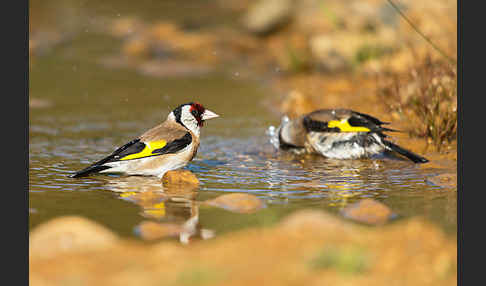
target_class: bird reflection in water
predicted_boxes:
[101,175,214,244]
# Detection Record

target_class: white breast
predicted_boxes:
[307,132,385,159]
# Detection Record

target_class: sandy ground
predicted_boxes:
[30,210,456,286]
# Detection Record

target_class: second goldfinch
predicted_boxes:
[274,108,428,163]
[70,102,219,178]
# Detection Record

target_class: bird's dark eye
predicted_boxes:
[191,109,199,117]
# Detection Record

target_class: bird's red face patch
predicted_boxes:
[190,102,206,127]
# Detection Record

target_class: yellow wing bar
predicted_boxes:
[120,140,167,160]
[328,119,371,132]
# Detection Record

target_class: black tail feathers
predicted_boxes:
[69,165,111,178]
[382,140,429,164]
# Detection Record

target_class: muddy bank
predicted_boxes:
[30,210,456,286]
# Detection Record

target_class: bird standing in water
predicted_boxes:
[275,108,429,163]
[70,102,219,178]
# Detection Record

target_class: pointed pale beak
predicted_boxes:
[201,109,219,120]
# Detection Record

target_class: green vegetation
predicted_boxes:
[379,57,457,151]
[354,44,391,65]
[173,267,224,286]
[283,42,313,73]
[309,245,371,275]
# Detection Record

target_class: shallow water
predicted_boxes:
[29,0,456,239]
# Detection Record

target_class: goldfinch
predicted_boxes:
[70,102,219,178]
[273,108,429,163]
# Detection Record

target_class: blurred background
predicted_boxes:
[29,0,457,285]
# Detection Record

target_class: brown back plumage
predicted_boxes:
[140,120,191,143]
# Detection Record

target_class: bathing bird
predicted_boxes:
[275,108,428,163]
[70,102,219,178]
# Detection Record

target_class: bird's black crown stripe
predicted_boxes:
[173,102,196,127]
[173,105,183,126]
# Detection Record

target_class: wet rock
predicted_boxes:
[340,198,395,225]
[136,221,183,241]
[279,209,354,233]
[242,0,294,35]
[30,216,118,259]
[202,193,265,214]
[162,170,200,188]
